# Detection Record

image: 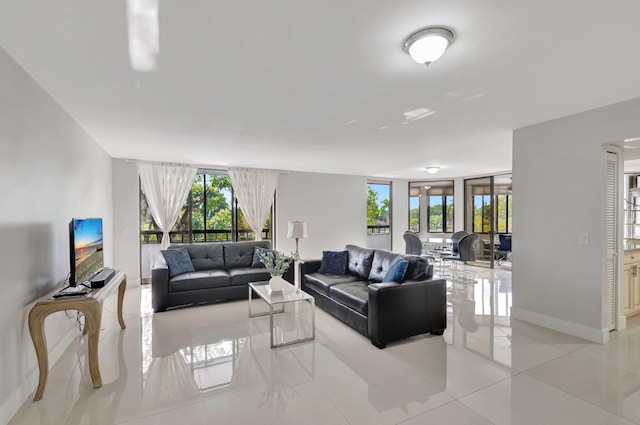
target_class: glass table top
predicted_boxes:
[248,281,313,305]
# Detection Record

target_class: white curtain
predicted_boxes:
[137,162,197,249]
[228,168,279,240]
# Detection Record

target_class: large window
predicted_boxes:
[367,182,391,235]
[496,194,513,234]
[428,194,454,233]
[471,189,512,234]
[140,171,272,244]
[409,181,454,234]
[409,194,420,233]
[472,195,492,234]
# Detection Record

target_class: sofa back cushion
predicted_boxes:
[178,243,224,271]
[345,245,375,279]
[368,250,401,282]
[224,241,272,268]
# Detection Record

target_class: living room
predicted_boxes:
[3,1,640,424]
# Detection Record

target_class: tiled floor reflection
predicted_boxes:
[9,265,640,425]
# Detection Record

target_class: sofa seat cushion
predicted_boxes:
[305,272,361,296]
[228,267,272,286]
[169,270,230,292]
[329,282,369,316]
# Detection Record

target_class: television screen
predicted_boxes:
[70,218,104,286]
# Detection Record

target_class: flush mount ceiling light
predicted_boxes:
[425,166,440,174]
[403,27,454,66]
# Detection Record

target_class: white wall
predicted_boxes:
[512,97,640,343]
[453,178,465,232]
[275,171,368,259]
[0,47,113,424]
[391,179,409,252]
[112,159,140,284]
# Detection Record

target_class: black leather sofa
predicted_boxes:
[151,240,294,312]
[300,244,447,348]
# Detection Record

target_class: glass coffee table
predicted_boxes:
[248,280,315,348]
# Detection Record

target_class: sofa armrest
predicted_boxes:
[152,253,168,270]
[368,278,447,348]
[151,254,169,312]
[283,260,295,284]
[299,259,321,288]
[300,259,321,274]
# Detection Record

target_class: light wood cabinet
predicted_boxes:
[624,251,640,316]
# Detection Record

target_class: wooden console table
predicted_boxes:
[28,270,127,401]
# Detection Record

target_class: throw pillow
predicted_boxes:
[403,255,428,280]
[382,256,409,283]
[252,246,273,268]
[161,248,195,278]
[318,250,348,274]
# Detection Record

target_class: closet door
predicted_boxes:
[603,150,618,331]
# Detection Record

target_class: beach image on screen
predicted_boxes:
[74,218,103,282]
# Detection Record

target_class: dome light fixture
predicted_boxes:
[425,166,440,174]
[404,27,454,66]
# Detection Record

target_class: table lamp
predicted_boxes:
[287,221,308,260]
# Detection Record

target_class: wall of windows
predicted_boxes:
[408,180,454,234]
[140,171,272,244]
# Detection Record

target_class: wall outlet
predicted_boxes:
[579,232,589,245]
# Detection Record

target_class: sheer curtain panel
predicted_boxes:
[137,162,197,249]
[228,168,279,240]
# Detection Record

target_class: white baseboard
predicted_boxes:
[0,328,78,425]
[511,307,609,344]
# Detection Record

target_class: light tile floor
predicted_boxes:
[9,265,640,425]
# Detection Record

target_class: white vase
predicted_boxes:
[269,275,285,293]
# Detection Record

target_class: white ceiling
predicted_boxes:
[2,1,640,179]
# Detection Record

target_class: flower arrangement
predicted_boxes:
[258,250,291,277]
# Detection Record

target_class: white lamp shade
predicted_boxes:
[287,221,308,239]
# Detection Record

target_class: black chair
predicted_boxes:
[403,231,423,255]
[495,235,512,266]
[403,231,436,262]
[450,231,468,254]
[442,233,478,277]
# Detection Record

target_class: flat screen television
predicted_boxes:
[69,218,104,287]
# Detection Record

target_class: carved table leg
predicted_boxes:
[80,298,103,388]
[117,277,127,329]
[28,307,49,401]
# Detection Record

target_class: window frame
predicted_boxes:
[367,181,392,236]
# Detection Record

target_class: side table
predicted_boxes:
[28,270,127,400]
